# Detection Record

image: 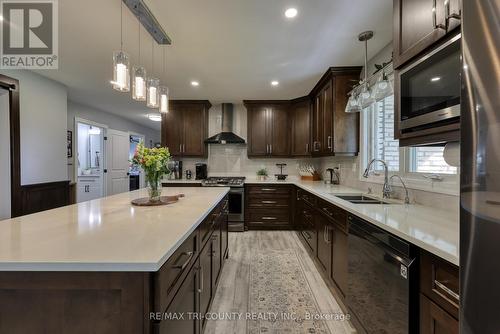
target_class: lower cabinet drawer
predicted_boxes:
[246,184,291,195]
[154,231,198,313]
[420,251,459,319]
[247,209,290,224]
[247,196,290,208]
[420,294,459,334]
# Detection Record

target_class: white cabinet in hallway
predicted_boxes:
[106,129,130,196]
[77,176,102,202]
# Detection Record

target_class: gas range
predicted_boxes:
[201,176,245,187]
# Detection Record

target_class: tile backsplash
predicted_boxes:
[177,103,459,212]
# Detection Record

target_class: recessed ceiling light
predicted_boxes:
[431,77,441,82]
[191,81,200,87]
[148,114,162,122]
[285,8,298,18]
[271,80,279,86]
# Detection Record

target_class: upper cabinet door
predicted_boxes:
[333,74,359,154]
[183,104,208,157]
[270,105,290,157]
[320,81,334,155]
[393,0,458,68]
[162,109,183,156]
[290,99,311,157]
[247,106,269,157]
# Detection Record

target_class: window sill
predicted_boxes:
[359,174,459,196]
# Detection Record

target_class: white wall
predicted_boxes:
[68,101,160,147]
[0,89,11,220]
[0,70,68,185]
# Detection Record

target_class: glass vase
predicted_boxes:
[147,176,162,202]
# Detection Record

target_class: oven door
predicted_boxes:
[227,187,244,222]
[399,34,461,131]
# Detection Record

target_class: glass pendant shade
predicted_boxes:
[132,66,147,101]
[159,86,169,113]
[359,85,375,109]
[111,51,130,92]
[345,91,362,113]
[372,75,393,101]
[146,78,160,108]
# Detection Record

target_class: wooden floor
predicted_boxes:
[205,231,356,334]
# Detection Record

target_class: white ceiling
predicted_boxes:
[36,0,393,130]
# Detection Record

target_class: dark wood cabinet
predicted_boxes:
[310,67,361,156]
[245,184,292,229]
[420,294,459,334]
[316,213,332,275]
[158,262,200,334]
[161,100,211,158]
[199,239,212,328]
[393,0,461,69]
[331,222,348,297]
[290,97,312,156]
[244,101,290,157]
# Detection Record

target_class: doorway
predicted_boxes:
[0,88,10,220]
[129,133,145,191]
[75,119,106,203]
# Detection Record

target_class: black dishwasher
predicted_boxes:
[347,215,418,334]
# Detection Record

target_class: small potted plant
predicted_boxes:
[256,168,268,181]
[131,142,171,203]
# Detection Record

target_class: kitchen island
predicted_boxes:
[0,187,229,334]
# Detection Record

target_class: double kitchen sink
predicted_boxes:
[333,194,393,205]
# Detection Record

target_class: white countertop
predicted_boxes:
[0,187,229,272]
[162,178,203,183]
[245,178,459,266]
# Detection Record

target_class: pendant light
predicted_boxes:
[132,17,147,101]
[345,88,362,113]
[111,0,130,92]
[146,39,160,108]
[358,31,375,109]
[372,71,393,101]
[159,47,170,113]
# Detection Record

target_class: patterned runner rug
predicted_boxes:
[247,250,331,334]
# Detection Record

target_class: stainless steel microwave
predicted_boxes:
[399,34,461,132]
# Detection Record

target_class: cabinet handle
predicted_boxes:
[444,0,461,26]
[198,265,204,293]
[322,207,334,217]
[306,143,309,153]
[270,144,272,154]
[313,141,320,152]
[262,217,277,220]
[261,200,277,204]
[261,188,276,191]
[432,0,446,30]
[172,251,194,271]
[327,136,332,149]
[434,280,460,302]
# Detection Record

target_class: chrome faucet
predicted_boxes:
[390,175,410,204]
[363,159,392,199]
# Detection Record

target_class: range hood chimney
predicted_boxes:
[205,103,246,144]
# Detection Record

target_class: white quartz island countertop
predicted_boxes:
[0,187,229,272]
[242,178,459,266]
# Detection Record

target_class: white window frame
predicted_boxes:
[359,99,459,196]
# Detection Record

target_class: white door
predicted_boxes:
[106,129,130,196]
[0,88,10,220]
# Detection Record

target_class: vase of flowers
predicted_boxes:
[131,142,171,203]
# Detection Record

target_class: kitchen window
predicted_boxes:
[361,94,458,194]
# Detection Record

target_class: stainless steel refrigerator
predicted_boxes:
[460,1,500,333]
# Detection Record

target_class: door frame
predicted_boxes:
[0,74,21,217]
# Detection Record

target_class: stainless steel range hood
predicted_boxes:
[205,103,246,144]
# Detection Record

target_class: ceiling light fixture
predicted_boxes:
[148,114,162,122]
[111,0,130,92]
[285,8,298,18]
[431,77,441,82]
[88,126,101,135]
[159,47,170,113]
[146,39,160,108]
[271,80,279,86]
[191,81,200,87]
[132,17,147,101]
